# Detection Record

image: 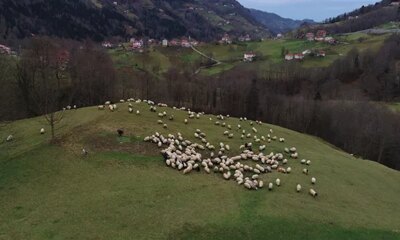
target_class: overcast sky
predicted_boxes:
[237,0,380,21]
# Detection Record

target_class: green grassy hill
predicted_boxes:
[110,32,389,76]
[0,101,399,239]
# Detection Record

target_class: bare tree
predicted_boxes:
[16,37,68,140]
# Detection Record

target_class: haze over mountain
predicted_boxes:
[249,9,315,34]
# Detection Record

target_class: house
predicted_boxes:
[238,34,251,42]
[294,53,305,60]
[131,39,143,50]
[190,39,199,47]
[390,1,400,6]
[181,37,191,48]
[306,32,315,41]
[317,50,326,57]
[324,36,336,44]
[243,52,256,62]
[169,39,181,47]
[276,33,283,39]
[302,49,311,55]
[316,30,327,38]
[162,39,168,47]
[285,54,294,61]
[102,41,113,48]
[0,44,11,55]
[220,33,232,44]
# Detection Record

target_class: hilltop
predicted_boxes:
[0,101,399,239]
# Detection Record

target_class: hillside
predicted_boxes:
[110,31,389,76]
[297,1,400,35]
[250,8,315,34]
[0,0,269,43]
[0,101,399,239]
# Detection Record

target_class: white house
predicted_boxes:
[285,54,294,61]
[244,52,256,62]
[294,53,305,60]
[162,39,168,47]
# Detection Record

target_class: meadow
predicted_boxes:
[1,102,399,239]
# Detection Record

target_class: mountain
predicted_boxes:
[0,0,270,43]
[249,8,316,34]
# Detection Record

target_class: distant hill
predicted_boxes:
[296,0,400,35]
[0,0,270,43]
[249,9,316,34]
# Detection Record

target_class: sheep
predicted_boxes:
[184,119,188,124]
[98,105,105,110]
[268,182,274,191]
[311,177,316,184]
[306,160,311,165]
[163,124,168,129]
[82,148,89,156]
[169,115,174,121]
[301,159,307,164]
[136,110,140,115]
[157,120,163,124]
[129,108,134,113]
[275,178,281,186]
[258,180,264,188]
[296,184,302,192]
[6,135,13,142]
[244,182,252,189]
[223,171,231,180]
[303,168,309,175]
[286,167,292,173]
[109,105,114,112]
[309,189,318,198]
[105,101,111,105]
[279,138,285,143]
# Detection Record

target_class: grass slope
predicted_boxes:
[0,102,399,240]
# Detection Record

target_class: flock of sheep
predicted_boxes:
[4,98,319,197]
[103,98,318,197]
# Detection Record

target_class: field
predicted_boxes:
[109,32,389,76]
[1,102,399,240]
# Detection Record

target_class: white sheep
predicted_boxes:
[296,184,302,192]
[98,105,105,110]
[40,128,45,135]
[268,182,274,191]
[136,110,140,115]
[6,135,13,142]
[311,177,316,184]
[309,189,318,197]
[275,178,281,186]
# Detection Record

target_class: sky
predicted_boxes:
[237,0,380,21]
